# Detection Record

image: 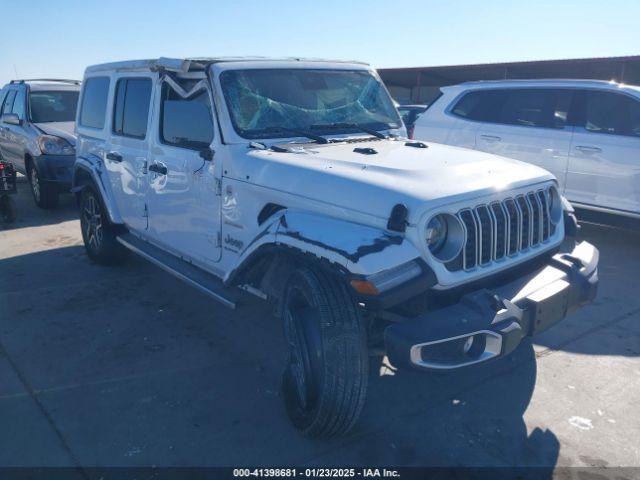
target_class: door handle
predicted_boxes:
[106,152,123,162]
[148,163,167,175]
[575,145,602,154]
[480,134,501,142]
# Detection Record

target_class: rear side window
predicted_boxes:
[1,90,16,116]
[11,89,26,120]
[580,91,640,137]
[113,78,152,139]
[160,83,213,150]
[79,77,110,129]
[452,88,571,129]
[451,90,507,123]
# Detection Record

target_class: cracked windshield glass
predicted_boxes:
[220,68,401,139]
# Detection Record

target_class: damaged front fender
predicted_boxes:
[275,210,422,276]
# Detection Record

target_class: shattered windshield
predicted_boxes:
[220,68,401,140]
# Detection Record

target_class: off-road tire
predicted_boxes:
[27,163,59,209]
[280,266,369,437]
[79,184,127,265]
[0,195,16,223]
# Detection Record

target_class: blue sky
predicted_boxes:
[1,0,638,85]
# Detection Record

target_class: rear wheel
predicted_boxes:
[0,195,16,223]
[79,185,127,265]
[280,266,368,437]
[27,163,58,209]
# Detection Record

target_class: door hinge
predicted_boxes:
[215,178,222,196]
[143,204,149,218]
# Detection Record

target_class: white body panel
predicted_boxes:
[414,79,640,218]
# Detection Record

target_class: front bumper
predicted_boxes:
[384,241,599,370]
[34,154,75,189]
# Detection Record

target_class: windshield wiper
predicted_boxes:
[309,122,388,140]
[261,127,329,144]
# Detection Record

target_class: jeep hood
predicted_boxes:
[237,139,556,222]
[34,122,76,146]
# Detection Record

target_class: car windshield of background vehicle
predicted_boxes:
[29,91,79,123]
[220,69,401,139]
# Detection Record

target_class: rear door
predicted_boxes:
[105,75,155,232]
[474,88,574,186]
[565,90,640,214]
[145,77,221,266]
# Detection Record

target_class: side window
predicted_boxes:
[500,89,551,128]
[452,88,571,129]
[112,78,152,139]
[582,91,640,138]
[451,90,508,123]
[580,91,640,136]
[627,97,640,137]
[11,88,26,120]
[160,83,213,149]
[79,77,110,129]
[1,90,16,116]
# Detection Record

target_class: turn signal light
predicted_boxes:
[350,280,380,296]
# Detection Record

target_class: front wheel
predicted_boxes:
[28,164,58,209]
[280,266,369,437]
[79,185,127,265]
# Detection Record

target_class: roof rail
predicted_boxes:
[9,78,81,85]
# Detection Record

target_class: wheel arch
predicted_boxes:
[72,156,123,224]
[226,209,424,307]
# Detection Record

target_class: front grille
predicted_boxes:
[451,187,554,272]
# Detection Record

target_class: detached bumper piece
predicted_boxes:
[385,241,598,371]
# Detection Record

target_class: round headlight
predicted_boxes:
[425,213,465,262]
[426,215,447,253]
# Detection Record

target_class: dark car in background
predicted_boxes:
[397,104,428,138]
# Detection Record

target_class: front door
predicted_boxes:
[104,75,155,233]
[565,90,640,215]
[145,77,221,267]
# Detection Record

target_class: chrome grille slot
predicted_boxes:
[458,209,477,269]
[452,187,555,272]
[504,198,520,255]
[490,202,507,260]
[516,195,531,250]
[476,205,493,265]
[537,190,550,240]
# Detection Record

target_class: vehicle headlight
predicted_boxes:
[425,213,465,262]
[426,215,447,252]
[546,185,563,224]
[37,135,75,155]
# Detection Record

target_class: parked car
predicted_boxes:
[397,104,428,138]
[73,58,598,437]
[0,79,80,209]
[413,79,640,221]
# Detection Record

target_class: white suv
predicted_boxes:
[72,58,599,437]
[413,79,640,220]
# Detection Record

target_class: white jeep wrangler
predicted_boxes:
[73,57,599,437]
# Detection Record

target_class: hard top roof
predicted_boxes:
[85,57,369,74]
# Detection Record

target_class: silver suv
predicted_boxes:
[0,79,80,208]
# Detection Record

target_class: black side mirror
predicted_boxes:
[2,113,21,126]
[199,148,214,161]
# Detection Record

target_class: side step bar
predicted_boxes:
[117,233,241,309]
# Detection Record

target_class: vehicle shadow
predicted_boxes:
[531,221,640,357]
[0,178,78,231]
[351,342,559,472]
